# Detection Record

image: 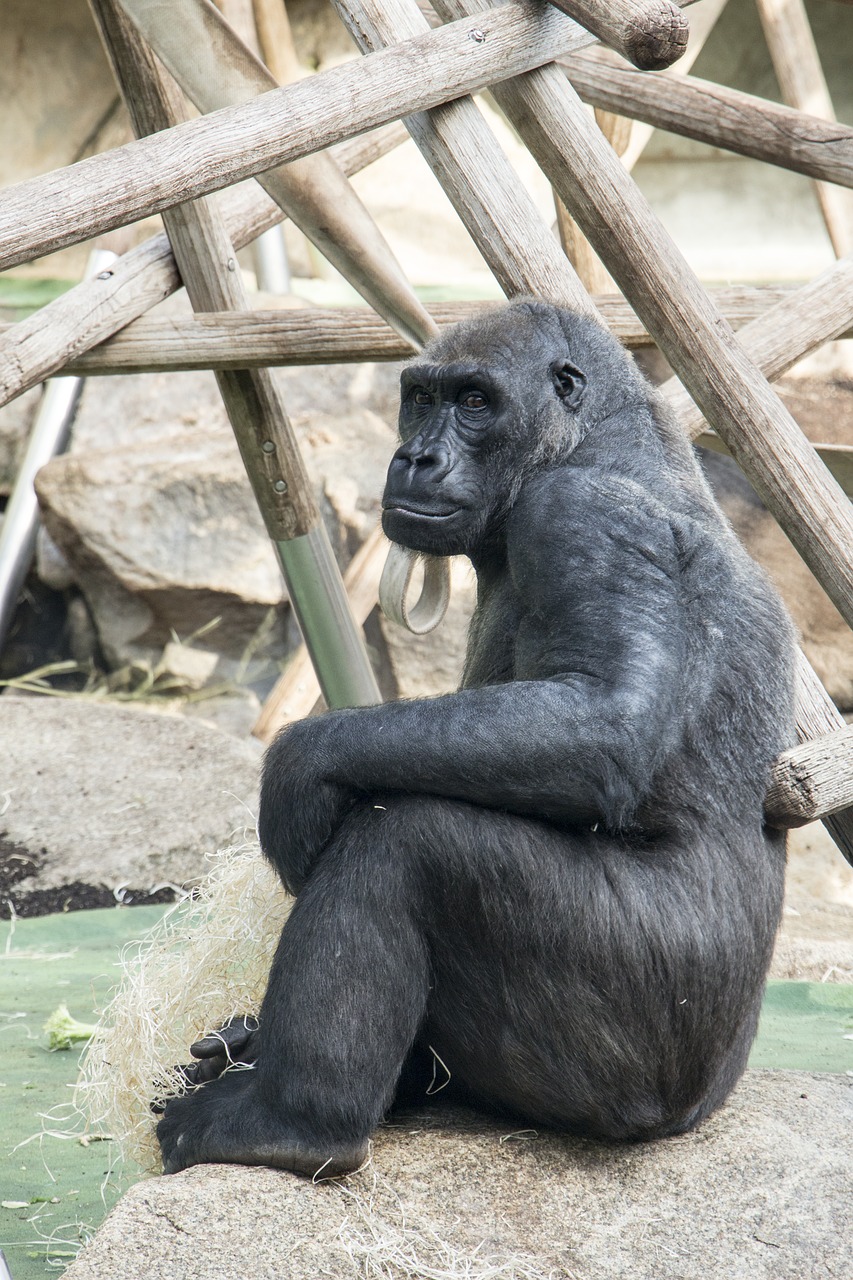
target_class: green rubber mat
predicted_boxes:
[1,906,851,1279]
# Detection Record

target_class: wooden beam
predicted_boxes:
[117,0,436,347]
[28,287,803,375]
[545,0,688,69]
[0,3,605,273]
[89,0,381,708]
[331,0,591,311]
[0,124,408,409]
[564,48,853,191]
[666,250,853,436]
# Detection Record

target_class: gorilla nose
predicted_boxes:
[393,437,453,481]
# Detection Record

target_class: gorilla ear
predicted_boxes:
[552,361,587,410]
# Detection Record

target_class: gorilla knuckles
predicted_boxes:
[158,301,796,1180]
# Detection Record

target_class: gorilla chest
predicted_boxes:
[463,577,530,687]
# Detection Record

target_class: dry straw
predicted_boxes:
[78,840,289,1170]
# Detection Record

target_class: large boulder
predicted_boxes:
[64,1072,852,1280]
[33,362,401,676]
[0,696,260,913]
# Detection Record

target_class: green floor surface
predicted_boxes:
[0,907,165,1280]
[1,906,851,1280]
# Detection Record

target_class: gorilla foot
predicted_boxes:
[156,1069,368,1179]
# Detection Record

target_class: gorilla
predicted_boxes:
[156,301,796,1178]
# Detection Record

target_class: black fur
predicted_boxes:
[156,302,796,1177]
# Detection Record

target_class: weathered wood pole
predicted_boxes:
[0,124,408,409]
[564,49,853,190]
[546,0,689,69]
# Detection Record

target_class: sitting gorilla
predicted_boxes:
[157,301,796,1178]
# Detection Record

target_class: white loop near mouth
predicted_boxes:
[378,544,451,634]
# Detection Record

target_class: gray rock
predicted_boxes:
[34,391,398,674]
[65,1072,852,1280]
[0,695,260,895]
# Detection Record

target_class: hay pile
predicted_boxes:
[79,841,289,1169]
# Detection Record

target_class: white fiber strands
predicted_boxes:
[79,841,290,1170]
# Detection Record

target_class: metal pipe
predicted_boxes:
[0,250,117,652]
[276,523,381,709]
[252,224,291,294]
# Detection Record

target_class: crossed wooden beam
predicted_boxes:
[0,0,851,855]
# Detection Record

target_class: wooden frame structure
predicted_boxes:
[0,0,852,858]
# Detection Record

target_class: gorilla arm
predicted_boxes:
[259,476,686,892]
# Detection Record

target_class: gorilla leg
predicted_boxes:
[158,796,770,1174]
[157,800,431,1176]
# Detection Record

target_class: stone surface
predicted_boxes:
[65,1072,852,1280]
[0,695,260,906]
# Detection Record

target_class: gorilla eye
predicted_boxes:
[461,391,487,410]
[412,389,433,406]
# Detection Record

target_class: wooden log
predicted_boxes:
[32,287,803,375]
[696,435,853,499]
[765,726,853,828]
[331,0,592,312]
[252,0,302,83]
[0,124,408,409]
[89,0,317,541]
[433,0,853,637]
[0,3,610,273]
[666,251,853,437]
[554,108,629,295]
[755,0,853,257]
[117,0,436,347]
[545,0,688,69]
[564,47,853,191]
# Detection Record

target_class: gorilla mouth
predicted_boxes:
[382,503,460,520]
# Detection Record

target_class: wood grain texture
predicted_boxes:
[546,0,688,69]
[35,287,802,374]
[755,0,853,256]
[564,47,853,190]
[765,725,853,827]
[0,124,407,409]
[0,3,599,272]
[665,251,853,436]
[332,0,592,313]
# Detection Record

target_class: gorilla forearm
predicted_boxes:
[323,681,666,819]
[259,674,680,891]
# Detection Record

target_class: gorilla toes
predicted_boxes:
[156,1070,368,1179]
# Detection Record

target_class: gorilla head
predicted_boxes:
[381,300,653,558]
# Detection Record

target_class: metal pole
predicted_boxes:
[0,249,116,653]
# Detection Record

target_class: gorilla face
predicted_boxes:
[381,304,589,560]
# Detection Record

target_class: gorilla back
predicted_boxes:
[156,302,797,1178]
